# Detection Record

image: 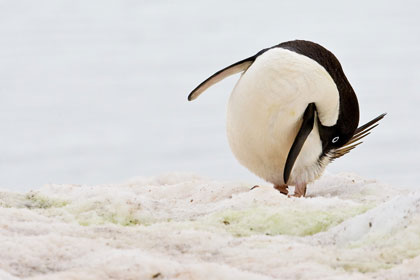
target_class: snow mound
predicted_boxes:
[0,173,419,280]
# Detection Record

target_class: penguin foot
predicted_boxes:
[289,183,307,197]
[273,184,289,196]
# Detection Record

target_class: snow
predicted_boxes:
[1,172,419,279]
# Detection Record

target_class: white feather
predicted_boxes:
[226,48,339,186]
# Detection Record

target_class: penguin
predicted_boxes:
[188,40,385,197]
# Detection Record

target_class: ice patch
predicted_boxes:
[0,173,419,279]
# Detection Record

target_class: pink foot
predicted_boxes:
[273,184,289,196]
[289,183,307,197]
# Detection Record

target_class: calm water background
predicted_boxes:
[0,0,419,191]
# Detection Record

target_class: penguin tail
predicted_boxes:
[188,57,256,101]
[331,113,387,159]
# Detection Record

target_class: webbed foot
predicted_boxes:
[273,184,289,196]
[289,183,307,197]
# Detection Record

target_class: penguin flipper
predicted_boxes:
[283,103,316,184]
[188,57,255,101]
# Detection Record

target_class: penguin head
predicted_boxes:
[317,108,385,162]
[321,106,360,160]
[318,123,354,157]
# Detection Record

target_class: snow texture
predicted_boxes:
[1,173,419,280]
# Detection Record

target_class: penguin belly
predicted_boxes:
[226,48,339,186]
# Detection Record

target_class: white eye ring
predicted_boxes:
[332,136,339,143]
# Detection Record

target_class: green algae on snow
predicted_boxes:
[207,204,372,237]
[0,191,27,208]
[24,191,68,209]
[0,190,68,209]
[63,198,154,227]
[72,207,146,227]
[3,191,152,227]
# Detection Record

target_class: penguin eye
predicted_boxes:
[332,136,339,143]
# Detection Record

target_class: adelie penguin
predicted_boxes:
[188,40,385,197]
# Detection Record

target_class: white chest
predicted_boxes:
[226,48,339,185]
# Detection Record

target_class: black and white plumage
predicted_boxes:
[188,40,385,197]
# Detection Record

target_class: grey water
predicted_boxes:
[0,0,419,191]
